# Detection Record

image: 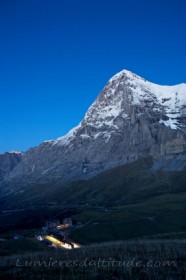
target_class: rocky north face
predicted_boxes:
[1,70,186,192]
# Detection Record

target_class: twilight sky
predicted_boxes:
[0,0,186,153]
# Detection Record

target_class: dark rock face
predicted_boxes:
[0,152,23,182]
[1,70,186,191]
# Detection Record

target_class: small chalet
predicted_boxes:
[63,218,73,227]
[46,220,60,229]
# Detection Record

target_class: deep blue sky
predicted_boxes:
[0,0,186,153]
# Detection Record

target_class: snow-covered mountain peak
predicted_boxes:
[85,70,186,124]
[53,70,186,147]
[108,69,145,83]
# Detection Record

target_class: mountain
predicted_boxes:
[1,70,186,195]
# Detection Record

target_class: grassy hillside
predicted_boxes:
[0,238,47,256]
[0,157,185,244]
[0,239,185,280]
